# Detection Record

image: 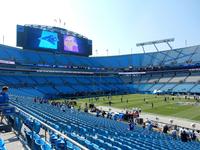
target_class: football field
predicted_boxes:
[75,94,200,122]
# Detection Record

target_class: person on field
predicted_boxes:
[151,102,154,108]
[108,101,112,106]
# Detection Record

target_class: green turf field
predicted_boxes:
[73,94,200,122]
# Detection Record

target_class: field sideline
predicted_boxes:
[55,94,200,122]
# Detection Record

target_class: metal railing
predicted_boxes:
[13,104,89,150]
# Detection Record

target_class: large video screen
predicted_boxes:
[16,25,92,56]
[38,30,59,49]
[24,27,59,50]
[64,35,79,52]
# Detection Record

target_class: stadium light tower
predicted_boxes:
[2,35,4,44]
[63,22,66,28]
[95,49,98,56]
[53,19,58,27]
[54,18,63,28]
[185,40,187,47]
[106,49,109,56]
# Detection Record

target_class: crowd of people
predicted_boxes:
[128,118,199,142]
[33,98,78,112]
[162,124,198,142]
[33,97,49,104]
[68,96,200,143]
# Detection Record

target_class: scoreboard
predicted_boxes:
[16,25,92,56]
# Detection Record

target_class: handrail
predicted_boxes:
[12,104,89,150]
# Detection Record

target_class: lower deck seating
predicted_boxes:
[10,96,200,150]
[0,75,129,98]
[127,83,200,94]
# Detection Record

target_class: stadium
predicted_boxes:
[0,1,200,150]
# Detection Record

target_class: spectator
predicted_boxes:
[60,105,65,112]
[128,119,135,131]
[163,124,169,134]
[39,98,43,104]
[34,97,37,103]
[186,129,192,141]
[102,111,106,118]
[147,121,153,131]
[96,110,100,117]
[78,106,81,111]
[142,122,146,129]
[84,107,88,113]
[107,112,112,119]
[181,130,188,142]
[171,127,177,139]
[0,86,9,123]
[191,130,197,141]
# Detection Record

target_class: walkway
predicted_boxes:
[97,106,200,130]
[1,132,27,150]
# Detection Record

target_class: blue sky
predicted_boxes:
[0,0,200,56]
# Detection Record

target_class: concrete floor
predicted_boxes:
[2,131,27,150]
[0,118,29,150]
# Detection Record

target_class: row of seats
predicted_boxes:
[1,44,200,69]
[0,74,128,98]
[119,71,200,93]
[128,83,199,94]
[14,106,82,150]
[2,73,200,96]
[127,72,200,84]
[0,75,123,85]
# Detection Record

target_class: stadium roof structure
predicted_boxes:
[135,38,195,67]
[136,38,175,53]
